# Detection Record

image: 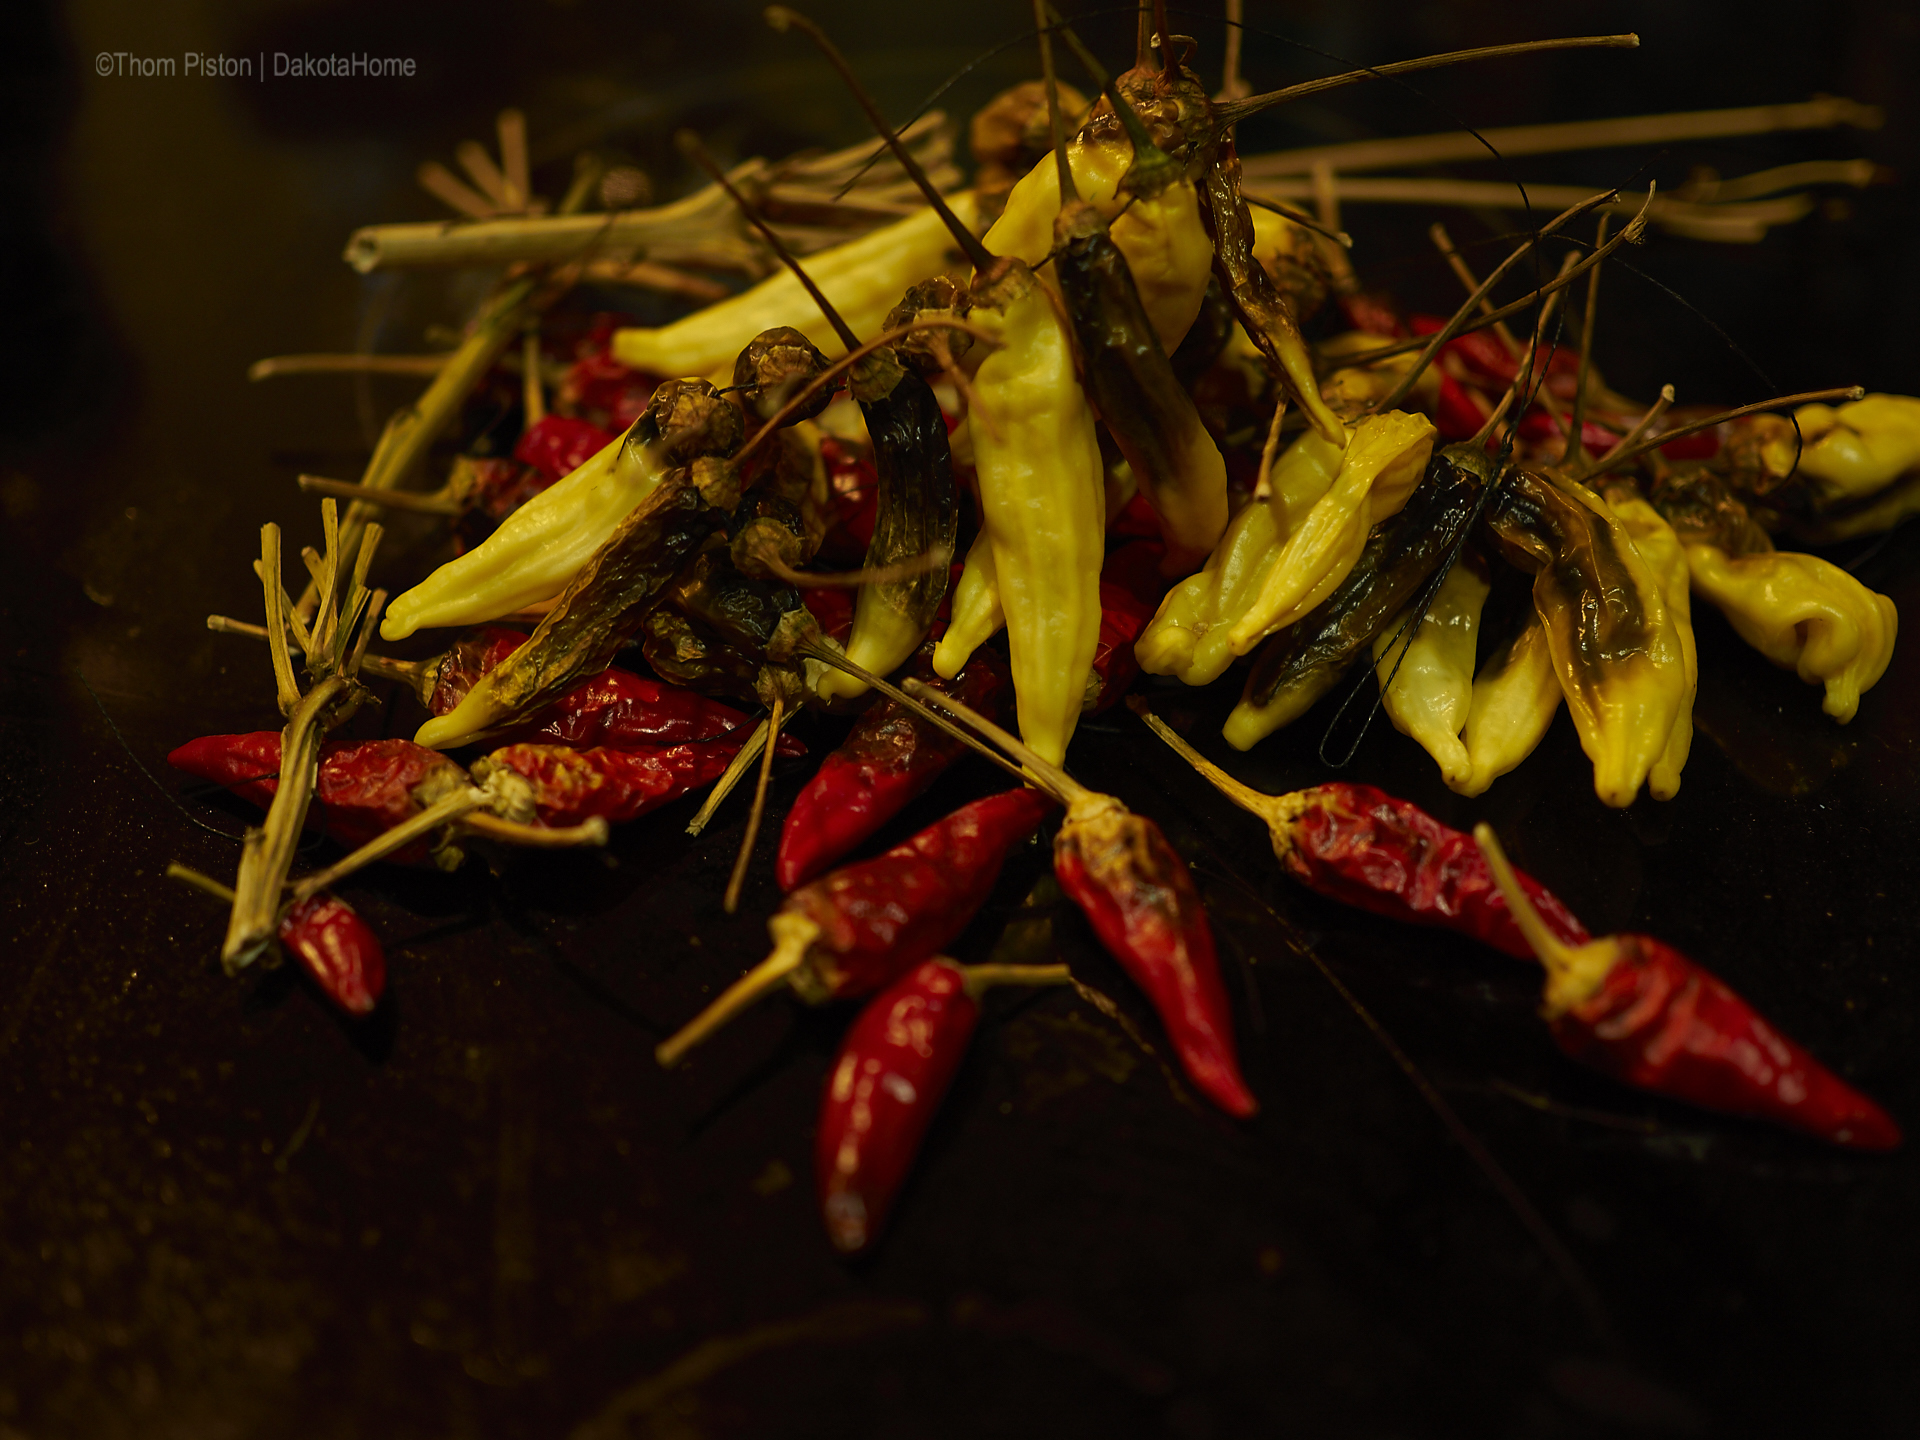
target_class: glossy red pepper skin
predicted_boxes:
[278,893,385,1015]
[1552,936,1901,1150]
[784,787,1054,1001]
[816,958,979,1255]
[512,414,615,483]
[169,734,465,858]
[1053,805,1257,1118]
[475,741,746,828]
[775,647,1012,891]
[1280,784,1589,961]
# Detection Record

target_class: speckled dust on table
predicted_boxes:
[5,1,1920,1437]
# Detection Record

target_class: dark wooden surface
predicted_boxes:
[3,2,1918,1436]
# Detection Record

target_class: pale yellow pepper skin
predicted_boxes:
[984,139,1213,355]
[382,424,659,641]
[1768,394,1920,501]
[1685,544,1897,723]
[611,196,976,381]
[1134,430,1341,685]
[1226,411,1436,654]
[1452,613,1562,798]
[1371,560,1490,788]
[930,529,1004,680]
[967,276,1106,767]
[1220,666,1343,752]
[1609,495,1697,800]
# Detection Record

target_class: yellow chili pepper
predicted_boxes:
[1225,410,1436,654]
[1763,393,1920,503]
[610,195,977,381]
[983,137,1213,355]
[1609,494,1697,800]
[966,267,1105,767]
[1316,330,1442,421]
[1451,612,1562,798]
[930,529,1004,679]
[1134,430,1342,685]
[382,423,658,641]
[1684,543,1897,723]
[1370,559,1490,789]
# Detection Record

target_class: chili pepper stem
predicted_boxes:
[960,962,1072,1000]
[288,787,490,903]
[167,862,237,905]
[1126,697,1286,823]
[656,912,821,1068]
[1581,384,1866,479]
[463,812,610,848]
[899,678,1084,803]
[807,647,1032,788]
[723,695,785,914]
[1471,825,1616,1013]
[207,613,434,702]
[686,719,771,837]
[298,474,463,516]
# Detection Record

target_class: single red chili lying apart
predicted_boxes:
[817,957,1070,1256]
[1473,827,1899,1149]
[776,645,1012,891]
[656,786,1054,1067]
[1131,703,1588,960]
[278,892,385,1016]
[905,684,1256,1119]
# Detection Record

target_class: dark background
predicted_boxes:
[3,2,1918,1436]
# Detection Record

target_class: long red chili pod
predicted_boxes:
[170,733,468,858]
[1474,826,1900,1150]
[656,786,1054,1066]
[472,741,749,828]
[775,646,1012,891]
[817,957,1071,1255]
[278,892,386,1015]
[1131,704,1588,959]
[904,683,1256,1119]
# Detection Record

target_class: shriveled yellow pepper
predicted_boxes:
[383,424,658,641]
[1225,411,1436,654]
[1370,559,1490,788]
[1134,430,1342,685]
[983,137,1213,355]
[1684,544,1897,723]
[965,266,1106,766]
[930,529,1004,679]
[1763,393,1920,503]
[1451,613,1562,798]
[611,195,976,381]
[1608,493,1697,800]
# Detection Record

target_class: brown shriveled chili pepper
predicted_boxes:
[817,957,1071,1255]
[656,786,1055,1066]
[907,683,1256,1119]
[1474,827,1900,1150]
[776,644,1012,891]
[1134,704,1590,961]
[279,892,386,1016]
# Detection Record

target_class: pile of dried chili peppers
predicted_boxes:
[166,3,1907,1258]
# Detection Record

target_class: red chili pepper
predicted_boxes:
[463,458,552,526]
[800,586,856,646]
[656,786,1054,1066]
[473,741,750,828]
[278,892,385,1016]
[1434,372,1492,441]
[428,626,531,715]
[169,734,467,859]
[559,350,658,433]
[1108,488,1163,540]
[1132,713,1589,960]
[818,435,879,558]
[776,646,1012,891]
[1085,540,1168,716]
[512,414,615,484]
[816,957,1069,1254]
[1475,827,1900,1150]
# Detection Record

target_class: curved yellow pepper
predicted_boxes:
[382,424,660,641]
[967,271,1106,767]
[1371,560,1490,788]
[1609,495,1697,800]
[1225,410,1436,654]
[1684,544,1897,723]
[930,529,1004,679]
[1766,394,1920,502]
[1451,613,1562,798]
[611,195,976,381]
[983,138,1213,356]
[1134,430,1342,685]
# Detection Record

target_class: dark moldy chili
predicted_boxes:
[1475,826,1900,1150]
[656,786,1055,1067]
